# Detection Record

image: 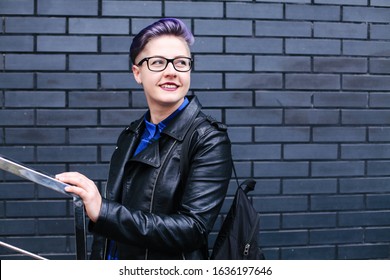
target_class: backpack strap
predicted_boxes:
[179,116,208,183]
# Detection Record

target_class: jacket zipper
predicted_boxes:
[145,140,178,260]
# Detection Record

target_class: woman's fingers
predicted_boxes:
[55,172,102,223]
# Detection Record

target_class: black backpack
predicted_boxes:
[180,116,265,260]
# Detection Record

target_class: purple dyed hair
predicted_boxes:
[130,18,194,65]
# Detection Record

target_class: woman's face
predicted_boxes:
[132,35,191,112]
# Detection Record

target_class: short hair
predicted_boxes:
[130,18,194,65]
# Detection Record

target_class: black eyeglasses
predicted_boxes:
[137,56,193,72]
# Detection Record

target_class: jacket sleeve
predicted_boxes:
[89,126,232,253]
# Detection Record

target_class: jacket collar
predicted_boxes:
[127,95,202,168]
[128,95,202,141]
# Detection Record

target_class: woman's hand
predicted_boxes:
[55,172,102,223]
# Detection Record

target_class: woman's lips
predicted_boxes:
[160,83,179,90]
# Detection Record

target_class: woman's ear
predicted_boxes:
[132,65,142,84]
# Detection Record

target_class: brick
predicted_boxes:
[286,74,340,90]
[314,22,367,39]
[0,219,35,235]
[283,179,338,194]
[69,91,129,108]
[226,38,283,54]
[366,162,390,179]
[370,92,390,108]
[340,211,390,227]
[284,144,338,160]
[370,58,390,74]
[37,218,74,235]
[69,54,129,71]
[194,19,252,36]
[191,73,222,89]
[0,183,35,199]
[311,161,365,177]
[0,0,34,15]
[255,127,310,142]
[343,40,390,56]
[260,230,308,246]
[369,127,390,141]
[343,7,390,23]
[102,1,161,17]
[37,73,98,89]
[37,36,97,52]
[195,91,253,107]
[101,73,139,90]
[313,127,366,142]
[255,56,310,72]
[283,213,337,229]
[69,128,121,145]
[365,228,390,243]
[256,21,311,37]
[310,229,364,244]
[227,127,252,143]
[192,37,223,53]
[5,54,66,70]
[285,109,339,125]
[101,36,133,53]
[37,146,97,163]
[256,91,312,107]
[226,73,283,89]
[5,17,66,34]
[0,109,34,126]
[101,110,145,126]
[165,1,223,18]
[338,244,390,259]
[5,91,65,108]
[37,109,98,126]
[341,144,390,159]
[342,109,390,124]
[6,201,67,217]
[226,3,283,19]
[340,178,390,193]
[287,39,341,55]
[367,194,390,210]
[69,18,129,34]
[372,0,390,6]
[38,0,98,16]
[371,24,390,39]
[254,162,309,178]
[0,36,33,52]
[226,108,282,125]
[0,73,33,89]
[315,0,367,4]
[254,196,308,213]
[313,57,367,73]
[0,146,34,161]
[195,55,252,71]
[232,144,280,160]
[313,92,368,107]
[2,236,68,254]
[286,4,340,21]
[282,246,336,260]
[311,195,364,211]
[5,128,66,144]
[69,164,109,181]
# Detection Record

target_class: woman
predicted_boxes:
[56,18,232,260]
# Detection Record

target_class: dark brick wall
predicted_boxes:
[1,0,389,260]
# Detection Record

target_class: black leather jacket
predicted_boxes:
[89,96,232,259]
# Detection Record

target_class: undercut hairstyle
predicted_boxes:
[130,18,194,65]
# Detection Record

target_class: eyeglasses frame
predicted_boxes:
[137,56,194,72]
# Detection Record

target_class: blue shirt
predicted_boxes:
[106,97,189,260]
[134,97,189,156]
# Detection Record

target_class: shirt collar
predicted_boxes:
[144,97,189,137]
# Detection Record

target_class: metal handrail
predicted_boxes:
[0,154,87,260]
